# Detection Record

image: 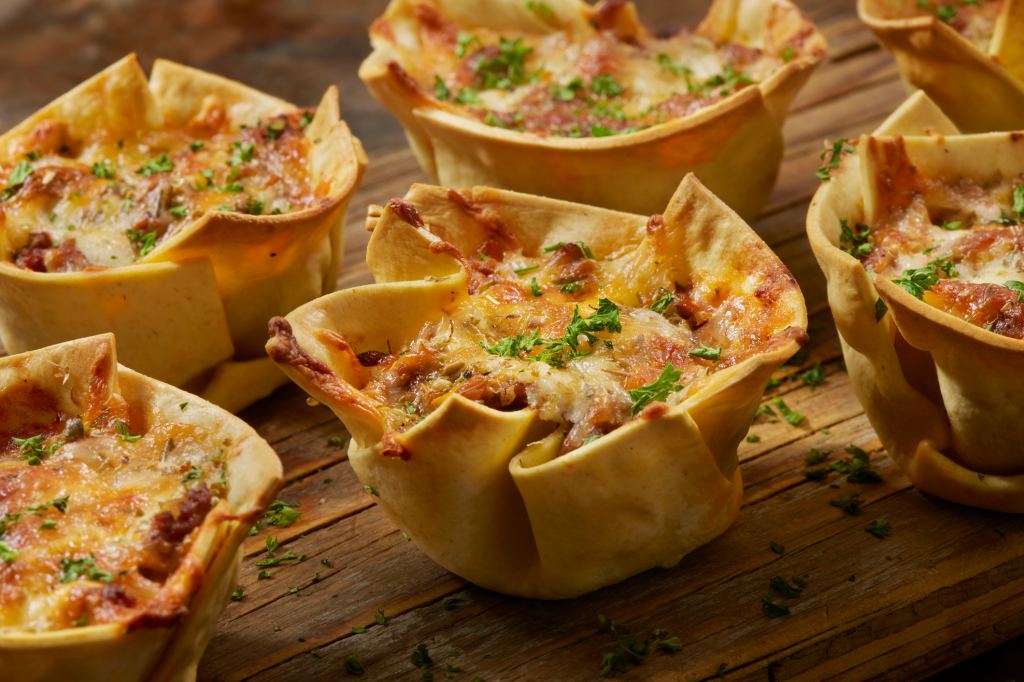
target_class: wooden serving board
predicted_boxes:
[20,1,999,680]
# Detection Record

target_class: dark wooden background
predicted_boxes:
[2,1,1022,680]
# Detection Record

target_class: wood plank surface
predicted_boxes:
[2,1,1021,680]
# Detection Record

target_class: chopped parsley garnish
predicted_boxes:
[250,499,301,535]
[224,181,244,193]
[181,467,203,484]
[591,74,623,98]
[650,291,675,314]
[481,329,543,358]
[829,444,883,483]
[698,66,751,96]
[168,204,188,219]
[533,298,622,366]
[657,53,689,76]
[478,298,626,366]
[255,550,303,568]
[830,492,863,515]
[769,575,803,599]
[940,220,963,231]
[454,87,481,105]
[328,435,347,448]
[874,297,888,321]
[127,229,158,257]
[28,495,69,514]
[455,31,480,59]
[475,36,533,90]
[805,448,831,465]
[265,120,287,140]
[114,419,142,442]
[816,138,854,181]
[526,0,554,18]
[229,141,256,166]
[2,160,33,200]
[838,218,871,258]
[11,434,61,465]
[891,256,956,299]
[781,46,796,62]
[411,643,433,670]
[550,77,583,101]
[1014,184,1024,219]
[799,362,823,388]
[230,586,245,601]
[513,264,540,275]
[560,281,582,293]
[769,541,785,555]
[59,555,113,583]
[629,363,684,416]
[40,519,57,530]
[91,160,116,179]
[434,75,451,101]
[773,398,805,426]
[299,111,314,128]
[688,344,721,361]
[543,240,594,258]
[136,154,173,176]
[345,656,365,675]
[530,277,542,296]
[190,141,205,152]
[375,607,388,625]
[0,542,17,563]
[596,616,682,677]
[1006,280,1024,302]
[590,124,615,137]
[247,198,265,215]
[866,517,891,539]
[746,434,761,443]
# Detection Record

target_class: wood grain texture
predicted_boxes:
[0,0,1020,679]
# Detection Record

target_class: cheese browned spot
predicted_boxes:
[1,108,319,273]
[383,2,803,139]
[0,388,231,632]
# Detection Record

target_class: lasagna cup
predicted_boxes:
[359,0,826,219]
[0,55,367,412]
[267,176,807,598]
[808,91,1024,512]
[859,0,1024,132]
[0,334,281,680]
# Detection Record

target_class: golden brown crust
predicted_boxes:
[807,91,1024,511]
[0,334,281,680]
[359,0,826,218]
[859,0,1024,132]
[269,176,806,597]
[0,55,367,412]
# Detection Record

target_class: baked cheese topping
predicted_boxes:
[385,3,800,138]
[845,138,1024,339]
[0,380,233,631]
[1,107,318,273]
[342,197,800,455]
[900,0,1002,50]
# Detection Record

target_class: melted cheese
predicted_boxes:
[397,6,787,138]
[1,108,317,272]
[0,399,232,632]
[857,152,1024,336]
[358,232,790,452]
